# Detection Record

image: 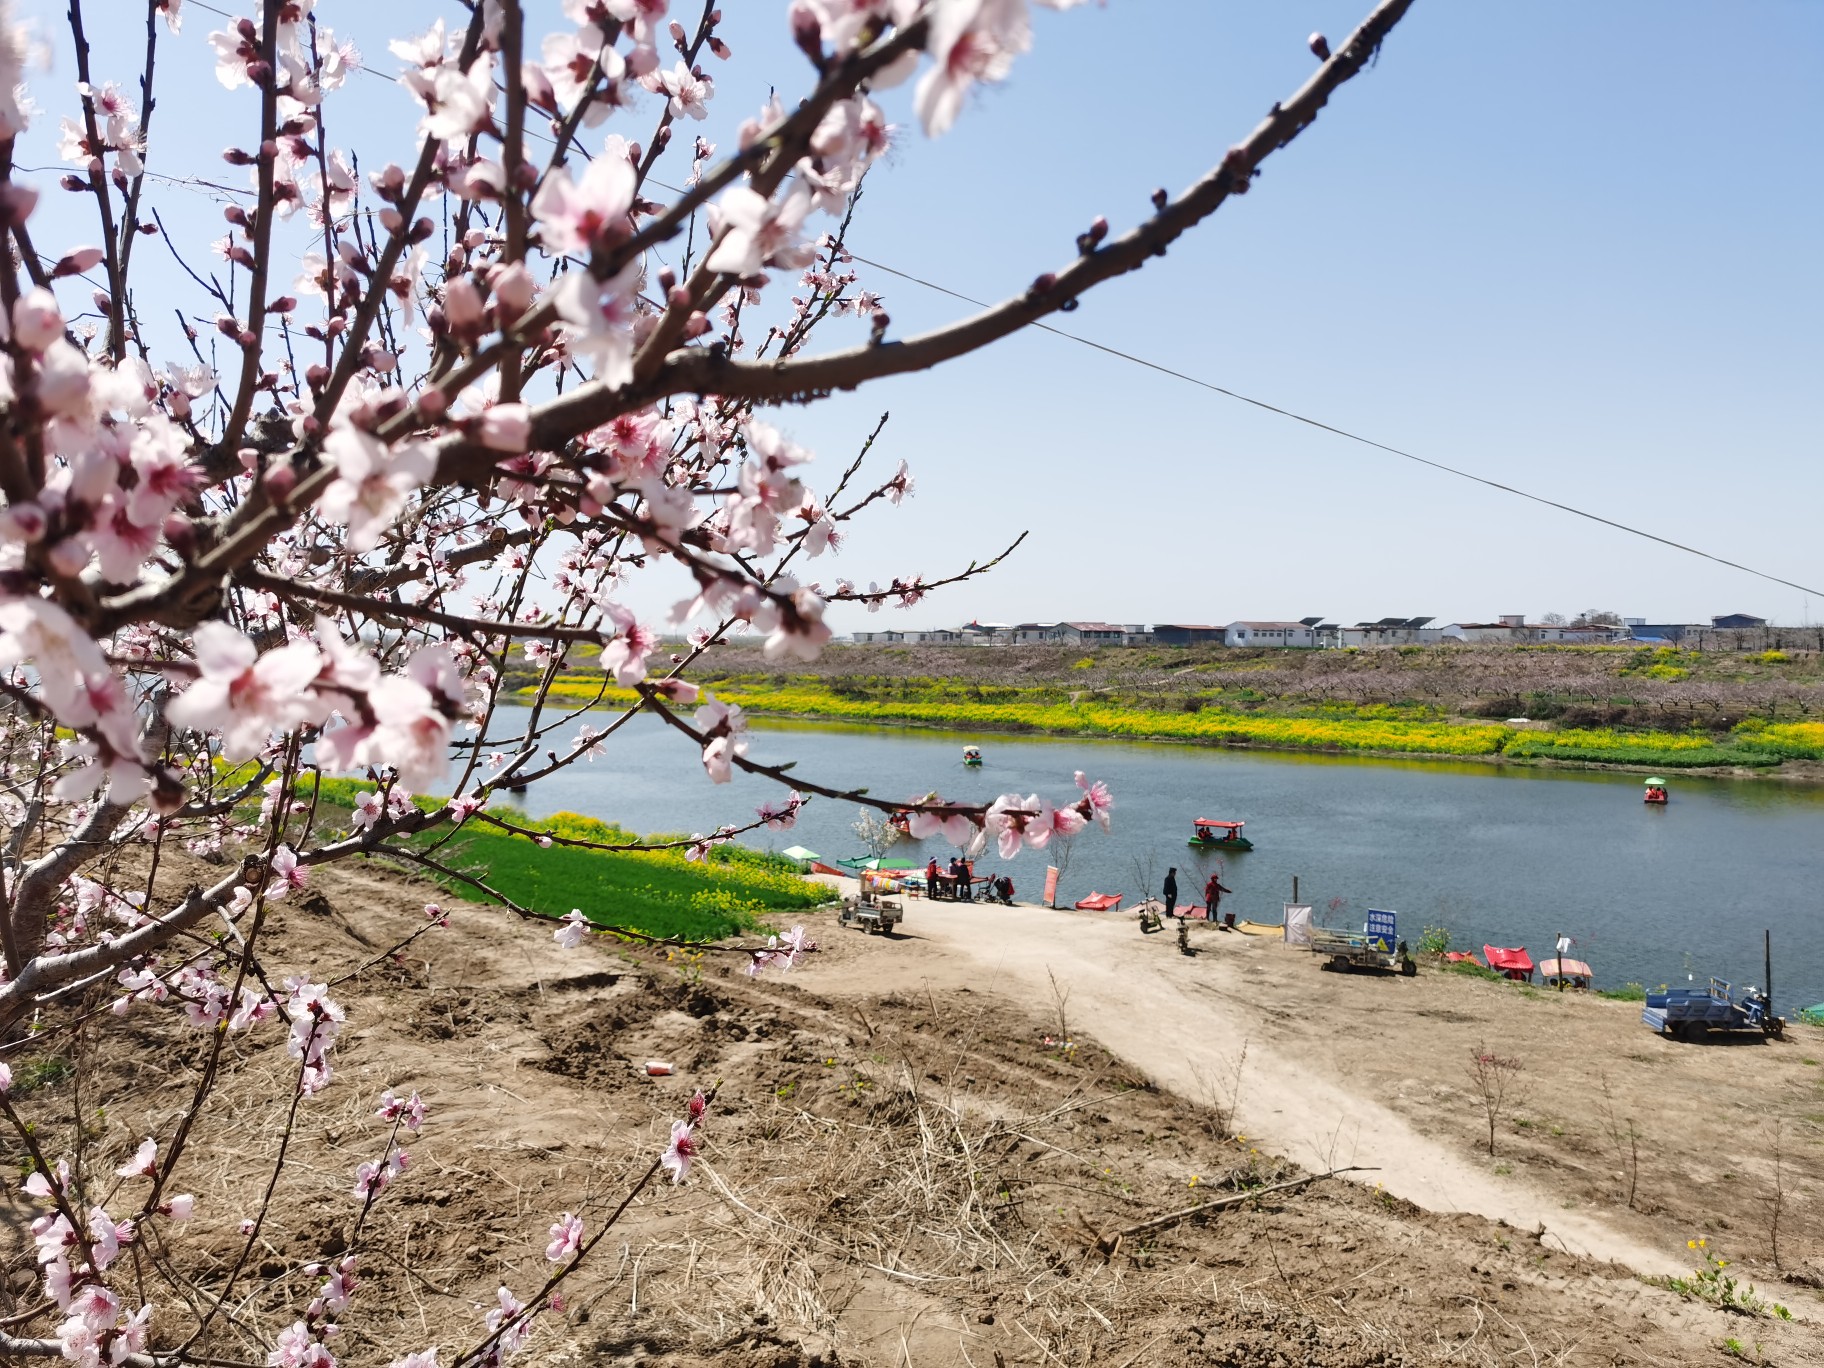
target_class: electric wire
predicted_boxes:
[42,3,1822,600]
[844,253,1824,600]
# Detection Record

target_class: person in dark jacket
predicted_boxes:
[1162,867,1178,920]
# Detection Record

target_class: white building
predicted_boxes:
[1444,614,1625,644]
[1224,620,1318,648]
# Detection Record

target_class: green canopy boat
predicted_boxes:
[1188,818,1253,851]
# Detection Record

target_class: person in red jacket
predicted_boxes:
[1204,871,1232,922]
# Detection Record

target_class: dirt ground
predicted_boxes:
[5,856,1822,1367]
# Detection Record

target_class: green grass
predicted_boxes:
[405,817,831,941]
[232,770,834,942]
[1597,982,1648,1002]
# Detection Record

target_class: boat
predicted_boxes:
[1072,891,1123,912]
[1539,956,1593,990]
[1482,945,1535,982]
[962,745,983,767]
[1188,818,1253,851]
[1643,777,1668,805]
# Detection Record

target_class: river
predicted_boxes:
[478,706,1824,1012]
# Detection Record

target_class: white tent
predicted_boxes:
[1283,905,1313,946]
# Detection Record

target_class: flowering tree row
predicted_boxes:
[0,0,1414,1363]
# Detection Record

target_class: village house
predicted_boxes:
[1443,614,1624,644]
[1152,624,1226,646]
[1224,620,1318,648]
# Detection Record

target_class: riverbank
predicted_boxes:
[21,848,1811,1366]
[802,879,1824,1294]
[511,678,1824,779]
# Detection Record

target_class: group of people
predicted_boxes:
[1160,866,1233,923]
[923,856,1014,905]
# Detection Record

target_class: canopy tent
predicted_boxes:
[1644,777,1667,787]
[1538,957,1593,981]
[837,856,923,872]
[779,845,819,863]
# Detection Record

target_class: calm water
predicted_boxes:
[478,706,1824,1010]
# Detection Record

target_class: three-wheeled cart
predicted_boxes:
[840,889,903,936]
[1643,979,1783,1041]
[1309,909,1416,976]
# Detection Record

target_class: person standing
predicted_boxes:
[925,855,941,898]
[1204,871,1232,922]
[1162,867,1178,920]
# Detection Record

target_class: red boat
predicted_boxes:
[1483,946,1535,982]
[1644,778,1668,805]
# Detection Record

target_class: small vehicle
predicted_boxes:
[1643,979,1783,1041]
[962,745,983,767]
[840,888,904,936]
[1643,777,1668,805]
[1188,818,1253,851]
[1311,909,1415,975]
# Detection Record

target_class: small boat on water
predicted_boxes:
[1644,777,1668,805]
[1188,818,1253,851]
[962,745,983,767]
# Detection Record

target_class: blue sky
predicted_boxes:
[13,1,1822,632]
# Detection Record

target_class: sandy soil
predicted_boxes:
[800,885,1824,1282]
[5,857,1822,1367]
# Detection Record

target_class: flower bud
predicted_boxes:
[47,536,89,578]
[12,287,64,350]
[489,262,536,315]
[262,463,298,502]
[52,246,106,278]
[378,208,403,233]
[669,20,687,46]
[1151,187,1169,211]
[161,513,195,553]
[247,60,273,87]
[410,217,436,244]
[416,387,448,420]
[222,146,256,166]
[270,295,296,314]
[684,310,711,338]
[1308,32,1331,60]
[791,4,824,66]
[667,285,692,311]
[0,184,36,229]
[708,36,731,60]
[1,501,48,541]
[60,174,88,192]
[304,364,330,390]
[235,17,256,40]
[136,221,159,235]
[443,276,486,333]
[657,266,677,294]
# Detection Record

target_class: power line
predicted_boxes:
[53,11,1818,598]
[846,253,1823,601]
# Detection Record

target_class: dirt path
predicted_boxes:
[802,889,1819,1282]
